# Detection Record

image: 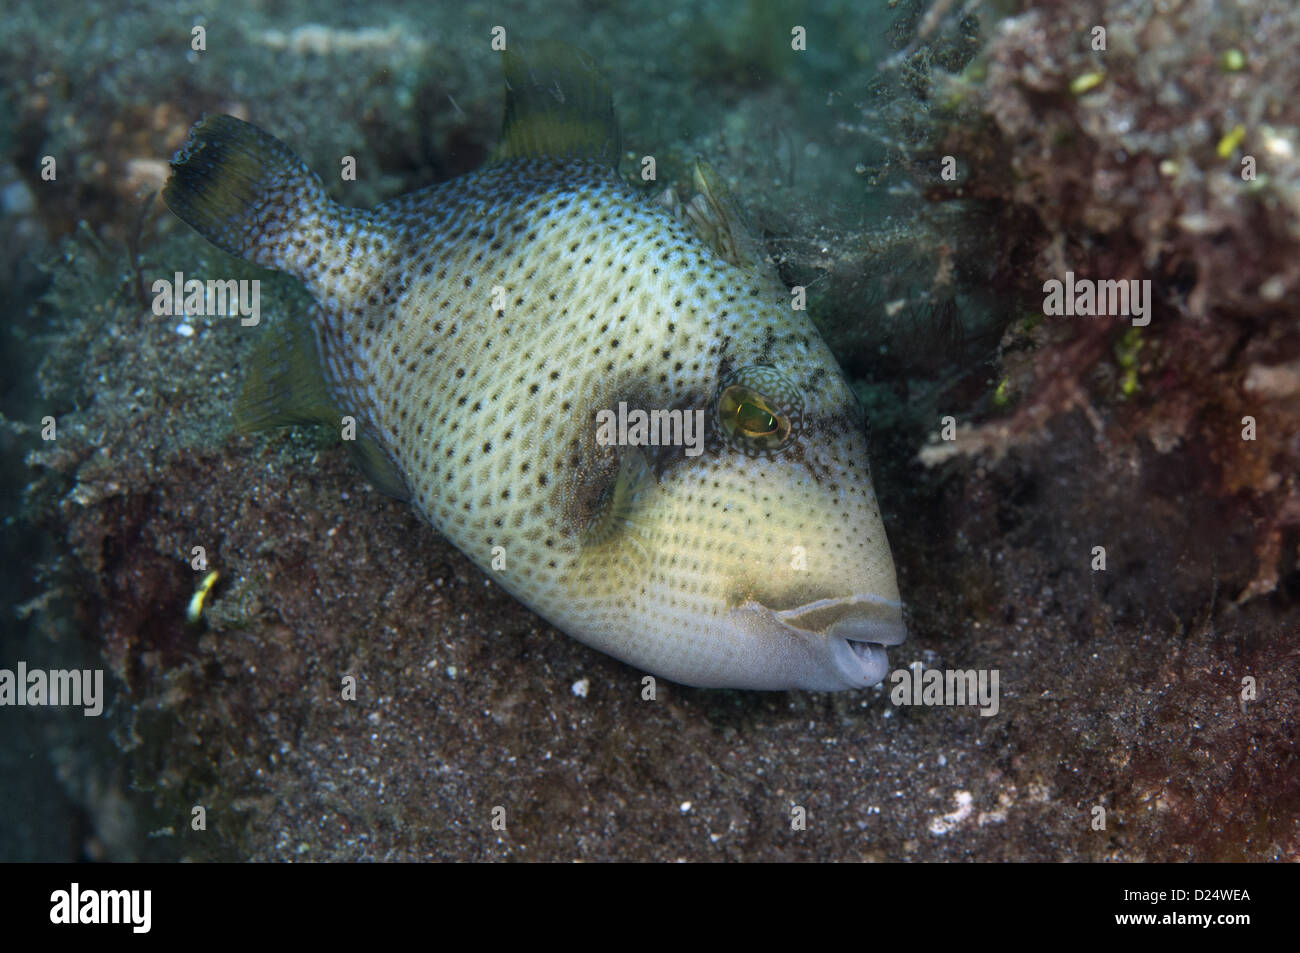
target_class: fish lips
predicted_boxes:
[773,595,907,690]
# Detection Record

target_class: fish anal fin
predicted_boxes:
[233,306,410,502]
[345,433,410,503]
[234,308,339,432]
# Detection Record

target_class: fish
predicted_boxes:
[162,42,906,691]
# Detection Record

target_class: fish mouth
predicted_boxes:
[775,594,907,687]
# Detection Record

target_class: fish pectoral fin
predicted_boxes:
[684,158,764,271]
[573,446,655,575]
[497,40,620,169]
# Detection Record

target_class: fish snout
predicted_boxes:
[774,595,907,689]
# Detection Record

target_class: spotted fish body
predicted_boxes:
[164,46,905,691]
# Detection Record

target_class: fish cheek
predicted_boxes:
[725,566,826,615]
[713,440,854,614]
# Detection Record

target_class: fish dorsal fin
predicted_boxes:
[498,40,620,168]
[683,157,765,271]
[234,306,410,502]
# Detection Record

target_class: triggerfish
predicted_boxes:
[163,42,905,690]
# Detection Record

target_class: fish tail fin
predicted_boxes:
[164,114,330,272]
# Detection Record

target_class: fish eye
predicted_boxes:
[716,365,802,452]
[720,386,784,439]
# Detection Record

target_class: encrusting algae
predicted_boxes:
[162,42,905,691]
